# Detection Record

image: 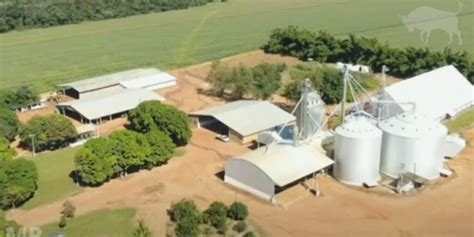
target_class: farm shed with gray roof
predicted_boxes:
[57,89,165,124]
[189,100,295,144]
[58,68,176,99]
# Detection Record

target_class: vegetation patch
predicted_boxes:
[168,199,257,237]
[41,208,136,237]
[446,107,474,133]
[21,147,82,210]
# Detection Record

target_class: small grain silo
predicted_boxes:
[334,115,383,186]
[378,112,448,180]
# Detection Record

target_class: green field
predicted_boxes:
[40,208,136,237]
[446,107,474,133]
[0,0,473,92]
[22,147,83,210]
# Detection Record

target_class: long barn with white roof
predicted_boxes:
[381,65,473,120]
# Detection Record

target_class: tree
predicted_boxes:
[19,114,77,152]
[58,215,67,228]
[129,101,192,145]
[169,199,200,223]
[0,137,15,162]
[0,159,38,209]
[229,65,253,99]
[74,138,117,185]
[61,200,76,218]
[202,201,228,230]
[233,221,247,233]
[175,216,200,237]
[243,231,256,237]
[109,130,150,175]
[250,63,285,100]
[0,106,20,141]
[319,68,344,104]
[133,220,152,237]
[144,130,175,168]
[206,61,233,96]
[228,202,248,221]
[0,86,39,110]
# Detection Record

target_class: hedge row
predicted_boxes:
[0,0,211,33]
[262,26,474,83]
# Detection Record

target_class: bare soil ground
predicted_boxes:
[10,51,471,237]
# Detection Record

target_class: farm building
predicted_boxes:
[57,68,176,99]
[189,100,295,144]
[57,89,164,124]
[225,142,334,202]
[379,65,473,121]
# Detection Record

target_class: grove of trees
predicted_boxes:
[19,114,78,152]
[0,0,212,33]
[75,129,175,186]
[129,101,192,146]
[169,199,251,237]
[206,61,286,100]
[263,26,474,84]
[0,86,39,110]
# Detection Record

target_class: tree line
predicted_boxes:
[263,26,474,84]
[0,86,39,110]
[169,199,252,237]
[0,0,213,33]
[75,101,191,186]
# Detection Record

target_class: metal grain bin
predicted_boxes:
[378,112,448,180]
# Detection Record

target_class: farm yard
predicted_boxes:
[3,52,473,236]
[0,0,473,236]
[0,0,473,92]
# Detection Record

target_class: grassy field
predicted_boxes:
[40,208,136,237]
[446,107,474,133]
[21,147,83,210]
[0,0,473,92]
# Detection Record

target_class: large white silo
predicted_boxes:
[334,115,383,186]
[378,112,448,180]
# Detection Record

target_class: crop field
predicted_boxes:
[0,0,472,92]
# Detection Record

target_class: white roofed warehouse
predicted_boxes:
[189,100,295,144]
[57,89,165,124]
[58,68,176,99]
[380,65,473,121]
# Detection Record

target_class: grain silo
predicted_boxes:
[378,112,448,180]
[334,115,383,186]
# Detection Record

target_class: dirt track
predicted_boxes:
[8,51,473,237]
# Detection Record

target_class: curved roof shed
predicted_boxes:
[225,143,333,202]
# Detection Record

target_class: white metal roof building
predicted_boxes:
[58,68,176,99]
[189,100,296,144]
[57,89,165,123]
[225,142,334,202]
[381,65,473,121]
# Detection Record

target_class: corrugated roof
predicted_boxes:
[120,72,176,89]
[234,143,334,186]
[190,100,296,136]
[384,65,473,120]
[58,68,162,93]
[58,89,165,120]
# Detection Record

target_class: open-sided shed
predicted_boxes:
[57,89,164,124]
[225,143,334,202]
[189,100,295,144]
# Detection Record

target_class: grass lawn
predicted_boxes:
[21,147,83,210]
[0,0,472,92]
[40,208,136,237]
[446,107,474,133]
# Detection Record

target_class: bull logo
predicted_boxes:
[400,3,462,45]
